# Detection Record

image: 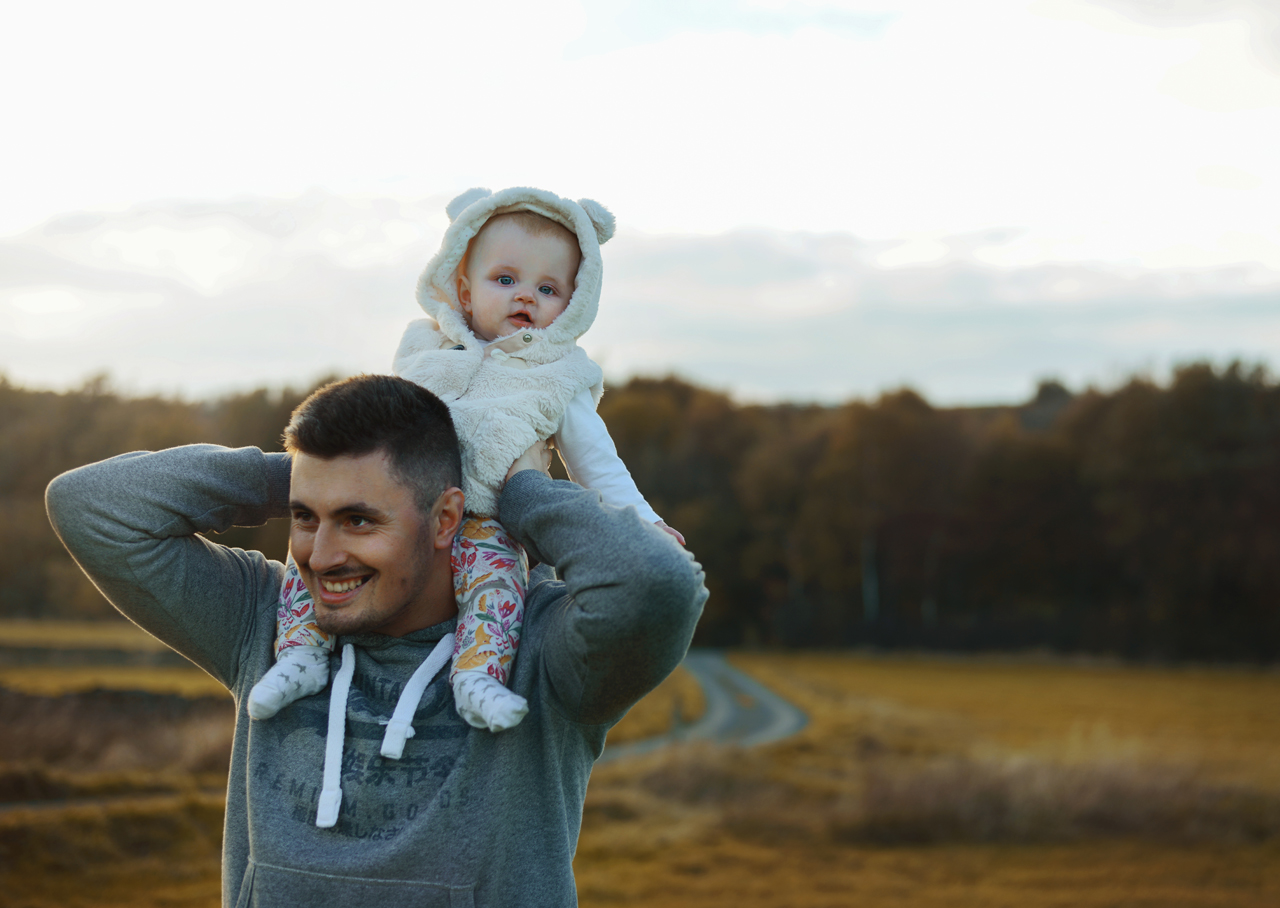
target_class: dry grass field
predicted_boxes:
[0,620,172,651]
[3,635,1279,907]
[575,652,1280,907]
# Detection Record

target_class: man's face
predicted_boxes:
[289,449,445,638]
[458,219,579,342]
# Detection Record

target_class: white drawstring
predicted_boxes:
[315,643,356,828]
[380,634,454,759]
[315,635,455,828]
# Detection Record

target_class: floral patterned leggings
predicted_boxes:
[273,516,526,687]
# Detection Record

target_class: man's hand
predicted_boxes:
[506,438,553,483]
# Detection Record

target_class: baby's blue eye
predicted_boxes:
[498,275,514,285]
[539,285,555,296]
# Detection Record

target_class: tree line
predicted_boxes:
[3,362,1277,661]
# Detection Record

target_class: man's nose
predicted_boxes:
[308,522,347,573]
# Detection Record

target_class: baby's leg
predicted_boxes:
[451,517,528,732]
[247,555,333,720]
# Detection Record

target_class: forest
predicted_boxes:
[3,361,1277,662]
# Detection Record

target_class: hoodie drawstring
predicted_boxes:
[314,634,455,828]
[316,643,356,828]
[381,634,454,759]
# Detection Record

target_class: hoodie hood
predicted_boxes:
[415,187,615,365]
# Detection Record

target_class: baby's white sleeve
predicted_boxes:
[556,390,663,525]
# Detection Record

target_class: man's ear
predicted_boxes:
[430,487,465,551]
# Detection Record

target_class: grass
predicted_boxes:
[603,665,705,745]
[0,661,702,737]
[0,647,705,907]
[0,665,230,698]
[0,619,170,651]
[5,648,1280,906]
[729,652,1280,791]
[571,651,1280,906]
[575,838,1280,907]
[0,792,225,908]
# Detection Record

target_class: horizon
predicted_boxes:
[4,352,1261,414]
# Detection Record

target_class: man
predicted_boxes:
[46,374,707,908]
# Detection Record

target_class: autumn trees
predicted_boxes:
[6,364,1278,661]
[601,367,1280,660]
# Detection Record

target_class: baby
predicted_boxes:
[249,186,681,735]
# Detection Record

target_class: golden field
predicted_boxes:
[0,620,172,651]
[0,620,704,725]
[575,653,1280,906]
[3,642,1279,906]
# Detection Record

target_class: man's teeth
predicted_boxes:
[322,578,366,593]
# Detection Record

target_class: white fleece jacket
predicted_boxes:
[393,187,657,521]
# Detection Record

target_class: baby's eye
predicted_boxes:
[498,275,514,285]
[539,285,556,296]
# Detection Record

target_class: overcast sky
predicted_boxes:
[2,0,1277,404]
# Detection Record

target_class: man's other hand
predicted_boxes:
[506,438,553,483]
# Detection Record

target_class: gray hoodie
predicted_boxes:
[45,445,707,907]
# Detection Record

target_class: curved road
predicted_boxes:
[598,650,807,763]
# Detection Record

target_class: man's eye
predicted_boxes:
[498,275,514,285]
[539,285,555,296]
[292,512,315,524]
[349,516,371,528]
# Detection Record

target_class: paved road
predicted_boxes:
[598,650,808,763]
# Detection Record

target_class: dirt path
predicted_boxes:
[598,650,807,763]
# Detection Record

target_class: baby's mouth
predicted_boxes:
[510,311,533,326]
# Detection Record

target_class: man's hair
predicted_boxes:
[283,375,462,515]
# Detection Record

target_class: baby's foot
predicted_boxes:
[452,672,529,732]
[248,645,330,719]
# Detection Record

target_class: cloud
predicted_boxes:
[1086,0,1280,73]
[3,0,1279,286]
[8,192,1275,404]
[0,193,448,395]
[589,227,1280,401]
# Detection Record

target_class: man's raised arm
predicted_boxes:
[45,444,292,689]
[498,468,708,727]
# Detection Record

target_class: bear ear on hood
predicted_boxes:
[446,188,492,222]
[578,198,615,245]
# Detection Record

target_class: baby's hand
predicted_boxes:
[656,521,685,546]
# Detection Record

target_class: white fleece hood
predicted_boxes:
[393,187,613,516]
[414,186,615,364]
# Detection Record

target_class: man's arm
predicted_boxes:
[45,445,292,689]
[499,469,708,726]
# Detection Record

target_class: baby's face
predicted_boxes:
[458,219,579,342]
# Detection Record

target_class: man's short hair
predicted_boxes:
[283,375,462,515]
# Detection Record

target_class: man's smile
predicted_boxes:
[322,577,368,593]
[314,573,372,605]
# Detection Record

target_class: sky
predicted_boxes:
[1,0,1277,404]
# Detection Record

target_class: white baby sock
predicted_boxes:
[248,644,331,719]
[452,672,529,732]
